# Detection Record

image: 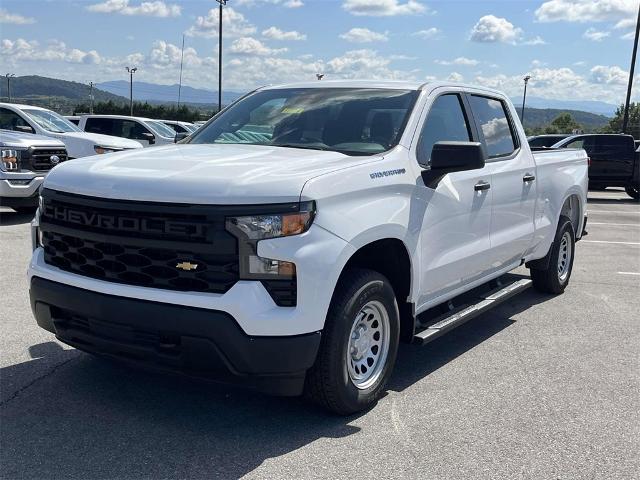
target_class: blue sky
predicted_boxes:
[1,0,638,104]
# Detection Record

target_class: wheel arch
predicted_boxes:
[560,191,584,238]
[336,237,415,342]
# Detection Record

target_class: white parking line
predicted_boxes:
[587,210,640,214]
[588,222,640,226]
[618,272,640,276]
[582,240,640,246]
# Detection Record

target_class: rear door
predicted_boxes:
[467,94,537,269]
[595,135,635,181]
[414,90,494,305]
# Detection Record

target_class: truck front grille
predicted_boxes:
[39,189,240,294]
[29,148,69,171]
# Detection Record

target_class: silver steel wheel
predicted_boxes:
[346,300,390,390]
[557,231,572,282]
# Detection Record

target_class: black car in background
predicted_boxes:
[552,134,639,200]
[527,134,571,149]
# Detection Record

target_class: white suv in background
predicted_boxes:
[78,115,177,147]
[0,103,142,158]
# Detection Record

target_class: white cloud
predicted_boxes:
[0,9,35,24]
[590,65,628,85]
[522,35,546,45]
[614,17,637,39]
[262,27,306,41]
[235,0,304,7]
[187,7,256,38]
[325,49,416,80]
[583,28,610,41]
[435,57,479,66]
[535,0,636,23]
[412,28,439,39]
[1,38,102,64]
[447,72,464,82]
[148,40,207,67]
[229,37,288,56]
[343,0,427,17]
[470,15,522,44]
[86,0,181,17]
[340,27,389,43]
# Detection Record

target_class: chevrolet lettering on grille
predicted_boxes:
[43,205,205,237]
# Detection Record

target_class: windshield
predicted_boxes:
[147,120,177,138]
[23,109,81,133]
[188,87,419,155]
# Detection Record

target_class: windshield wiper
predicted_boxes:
[270,143,332,151]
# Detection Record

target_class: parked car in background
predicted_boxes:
[161,120,197,135]
[78,115,177,147]
[0,103,142,158]
[29,80,588,414]
[65,116,80,126]
[552,133,639,199]
[1,131,68,213]
[528,134,570,149]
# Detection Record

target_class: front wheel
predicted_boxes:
[305,268,400,415]
[530,215,575,294]
[625,186,640,201]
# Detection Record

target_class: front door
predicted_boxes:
[413,91,494,308]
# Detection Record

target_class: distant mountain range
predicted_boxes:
[0,75,615,131]
[96,80,243,106]
[512,96,618,117]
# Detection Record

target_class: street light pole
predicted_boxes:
[126,66,137,116]
[5,73,15,102]
[622,2,640,134]
[216,0,227,114]
[89,81,95,114]
[178,34,185,109]
[521,75,531,128]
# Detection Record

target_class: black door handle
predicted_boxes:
[474,181,491,191]
[523,174,536,182]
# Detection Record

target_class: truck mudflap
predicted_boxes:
[30,277,321,396]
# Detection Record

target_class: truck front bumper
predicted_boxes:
[30,276,321,396]
[0,175,44,207]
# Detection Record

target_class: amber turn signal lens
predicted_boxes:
[282,212,312,236]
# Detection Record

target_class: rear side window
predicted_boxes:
[469,95,517,158]
[0,108,33,132]
[417,94,471,166]
[85,118,115,136]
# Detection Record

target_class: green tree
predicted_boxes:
[544,113,582,134]
[73,101,214,122]
[602,103,640,139]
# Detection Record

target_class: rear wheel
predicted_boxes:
[305,268,400,415]
[530,215,575,294]
[625,186,640,200]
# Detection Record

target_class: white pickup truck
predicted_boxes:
[28,81,588,414]
[0,103,142,158]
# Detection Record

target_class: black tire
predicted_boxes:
[305,268,400,415]
[625,186,640,200]
[530,215,575,294]
[13,206,37,215]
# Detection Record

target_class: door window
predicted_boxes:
[417,94,471,166]
[468,96,517,158]
[0,108,33,133]
[85,118,116,136]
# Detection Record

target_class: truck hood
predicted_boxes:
[0,130,66,148]
[56,132,142,149]
[44,143,379,204]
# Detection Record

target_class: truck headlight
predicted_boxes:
[1,149,23,171]
[226,201,315,279]
[94,145,121,154]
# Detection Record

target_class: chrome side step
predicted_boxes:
[412,278,532,345]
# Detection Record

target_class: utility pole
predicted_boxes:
[521,75,531,128]
[89,82,95,114]
[622,2,640,134]
[216,0,227,114]
[126,66,137,116]
[5,73,15,102]
[178,34,185,109]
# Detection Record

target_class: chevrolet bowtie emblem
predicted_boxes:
[176,261,198,271]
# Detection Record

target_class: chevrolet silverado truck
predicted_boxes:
[28,81,588,414]
[1,130,68,213]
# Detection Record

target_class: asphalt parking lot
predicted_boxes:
[1,189,638,480]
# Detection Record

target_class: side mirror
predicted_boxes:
[15,124,34,134]
[421,141,485,188]
[174,132,189,143]
[142,132,155,145]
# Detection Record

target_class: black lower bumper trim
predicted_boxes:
[1,193,39,208]
[30,277,321,396]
